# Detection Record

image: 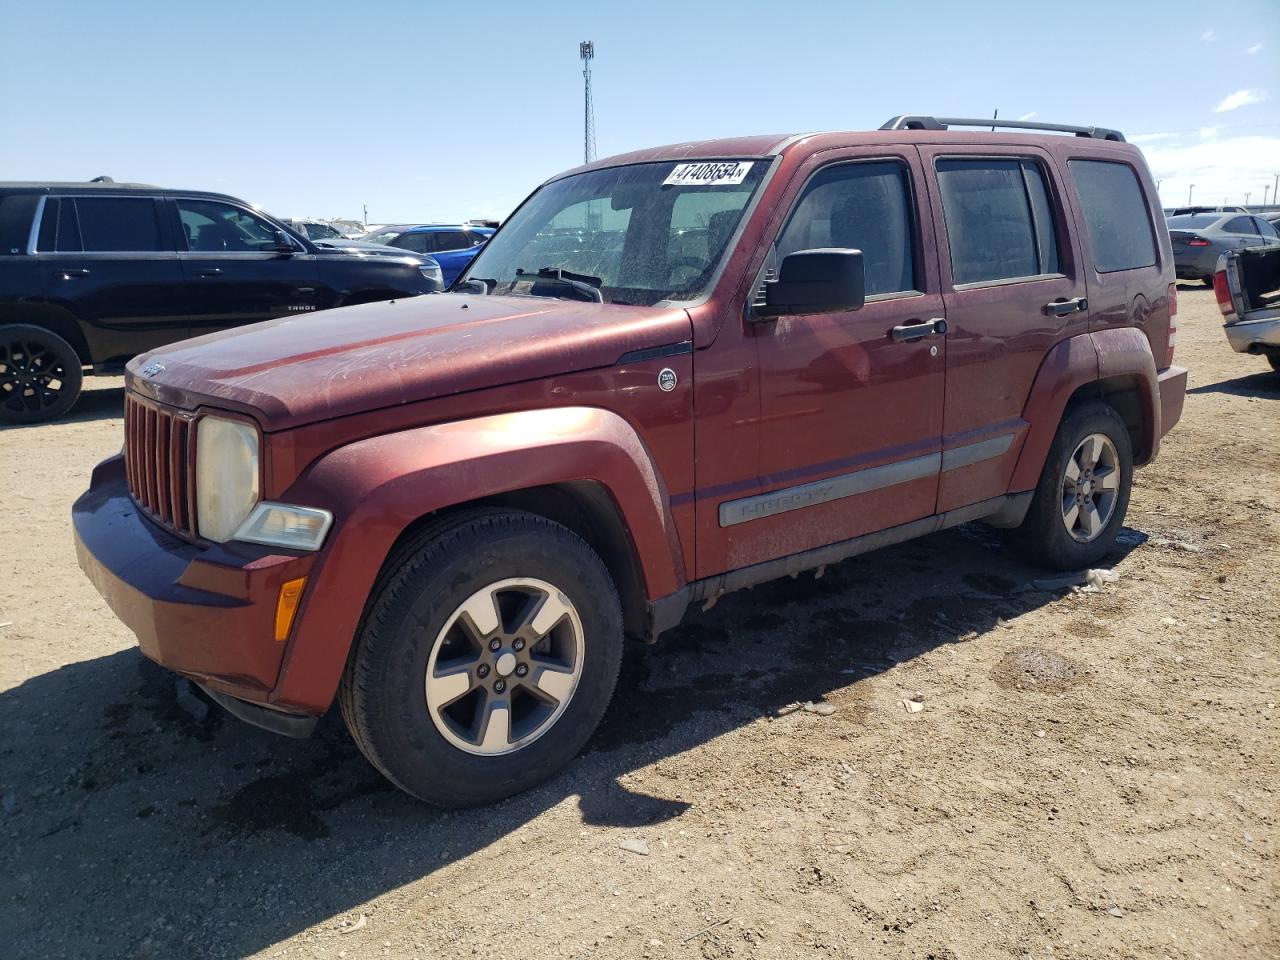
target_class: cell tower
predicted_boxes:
[580,40,596,164]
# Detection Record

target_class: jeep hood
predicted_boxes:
[128,293,692,431]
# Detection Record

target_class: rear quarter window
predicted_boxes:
[0,194,39,254]
[1069,160,1157,273]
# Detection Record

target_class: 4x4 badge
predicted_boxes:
[657,368,677,392]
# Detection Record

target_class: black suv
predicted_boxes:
[0,180,444,423]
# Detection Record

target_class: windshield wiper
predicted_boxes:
[514,266,604,303]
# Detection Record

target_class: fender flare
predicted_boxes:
[1009,327,1159,492]
[270,406,684,712]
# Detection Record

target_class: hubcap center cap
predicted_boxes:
[494,651,517,677]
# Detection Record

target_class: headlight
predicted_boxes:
[196,416,260,542]
[419,260,444,290]
[234,502,333,551]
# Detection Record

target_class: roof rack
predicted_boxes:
[880,116,1125,142]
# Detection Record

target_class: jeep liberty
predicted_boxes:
[73,116,1188,806]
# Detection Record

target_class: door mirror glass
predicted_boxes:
[757,248,865,317]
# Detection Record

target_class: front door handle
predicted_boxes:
[53,268,90,279]
[890,318,947,342]
[1043,297,1088,317]
[195,268,223,278]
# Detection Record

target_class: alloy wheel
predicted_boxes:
[1061,433,1121,543]
[0,337,71,417]
[424,577,584,756]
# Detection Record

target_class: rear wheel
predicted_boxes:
[1009,401,1133,570]
[0,325,83,424]
[1267,354,1280,374]
[1202,277,1214,287]
[340,509,623,807]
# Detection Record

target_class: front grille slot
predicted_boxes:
[124,393,197,540]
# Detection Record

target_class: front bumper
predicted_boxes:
[73,454,319,723]
[1158,365,1188,438]
[1223,313,1280,355]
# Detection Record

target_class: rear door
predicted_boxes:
[173,197,324,335]
[917,146,1086,513]
[1222,215,1262,249]
[1254,217,1280,247]
[36,194,187,362]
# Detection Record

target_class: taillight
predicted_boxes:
[1165,283,1177,367]
[1187,238,1211,247]
[1213,269,1235,318]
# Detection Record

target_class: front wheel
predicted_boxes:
[1009,401,1133,570]
[0,325,84,424]
[1267,354,1280,374]
[339,509,623,807]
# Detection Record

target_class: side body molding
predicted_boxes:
[271,406,684,713]
[1009,327,1160,493]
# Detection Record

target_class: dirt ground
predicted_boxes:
[1,287,1276,960]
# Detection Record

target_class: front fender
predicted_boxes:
[1009,327,1159,492]
[269,406,683,713]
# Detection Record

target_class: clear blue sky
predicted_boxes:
[2,0,1277,222]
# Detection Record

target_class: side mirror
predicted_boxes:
[757,248,865,318]
[274,229,297,253]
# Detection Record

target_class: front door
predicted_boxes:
[698,149,946,574]
[172,197,324,335]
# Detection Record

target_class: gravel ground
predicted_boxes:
[1,286,1276,960]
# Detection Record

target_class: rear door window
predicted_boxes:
[1223,216,1257,235]
[935,158,1060,285]
[777,160,917,296]
[1067,160,1157,273]
[430,230,471,252]
[70,197,165,252]
[0,193,40,254]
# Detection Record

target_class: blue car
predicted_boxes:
[359,224,495,286]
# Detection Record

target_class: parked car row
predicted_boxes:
[0,182,449,422]
[1168,211,1280,284]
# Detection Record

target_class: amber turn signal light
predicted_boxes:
[274,577,308,642]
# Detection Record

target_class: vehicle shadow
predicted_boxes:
[1187,369,1279,399]
[0,383,125,432]
[0,522,1145,959]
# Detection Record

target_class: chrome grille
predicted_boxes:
[124,393,197,539]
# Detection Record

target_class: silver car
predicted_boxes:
[1168,213,1280,284]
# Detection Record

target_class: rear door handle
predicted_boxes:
[195,268,223,278]
[890,318,947,342]
[53,268,90,279]
[1043,297,1088,317]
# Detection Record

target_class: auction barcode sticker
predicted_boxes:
[662,161,754,187]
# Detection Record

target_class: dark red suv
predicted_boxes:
[74,116,1187,806]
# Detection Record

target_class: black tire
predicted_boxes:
[1267,354,1280,374]
[339,508,623,807]
[0,324,84,424]
[1009,401,1133,571]
[1201,277,1214,288]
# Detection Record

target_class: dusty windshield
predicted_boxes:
[460,160,767,306]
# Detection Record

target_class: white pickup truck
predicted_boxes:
[1215,245,1280,373]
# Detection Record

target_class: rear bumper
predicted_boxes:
[1174,249,1220,280]
[72,455,319,721]
[1223,314,1280,354]
[1158,365,1188,438]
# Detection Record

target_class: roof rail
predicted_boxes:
[880,116,1125,142]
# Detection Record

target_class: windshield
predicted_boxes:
[360,230,400,246]
[460,160,768,306]
[305,222,342,239]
